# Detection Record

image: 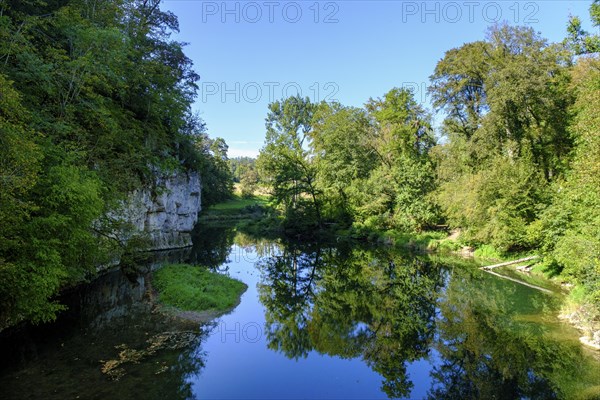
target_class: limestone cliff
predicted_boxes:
[114,170,201,251]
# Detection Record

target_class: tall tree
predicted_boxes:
[565,0,600,54]
[0,0,215,328]
[257,96,322,230]
[311,102,376,222]
[536,56,600,303]
[430,25,574,251]
[358,88,438,231]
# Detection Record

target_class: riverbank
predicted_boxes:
[199,195,270,222]
[200,197,600,352]
[332,226,600,351]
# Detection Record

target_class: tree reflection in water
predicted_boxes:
[428,264,600,400]
[258,242,445,398]
[189,224,236,268]
[257,240,600,400]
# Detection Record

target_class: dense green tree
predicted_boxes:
[257,96,322,230]
[0,0,229,328]
[238,168,259,198]
[359,88,438,231]
[0,75,41,242]
[565,0,600,54]
[229,157,256,182]
[429,41,489,140]
[311,102,376,222]
[229,157,260,197]
[197,136,234,206]
[259,89,437,233]
[430,25,573,251]
[0,0,202,190]
[535,57,600,303]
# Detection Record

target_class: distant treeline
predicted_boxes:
[229,157,260,197]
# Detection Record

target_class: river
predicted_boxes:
[1,224,599,399]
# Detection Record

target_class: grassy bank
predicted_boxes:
[153,264,247,313]
[199,195,271,222]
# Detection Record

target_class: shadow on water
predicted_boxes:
[1,223,599,399]
[189,223,236,268]
[0,247,207,400]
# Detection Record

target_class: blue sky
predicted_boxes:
[163,1,596,158]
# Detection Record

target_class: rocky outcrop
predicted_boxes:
[560,306,600,350]
[114,170,201,251]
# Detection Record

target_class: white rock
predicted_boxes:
[109,170,201,251]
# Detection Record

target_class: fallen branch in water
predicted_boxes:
[483,269,553,294]
[480,255,539,271]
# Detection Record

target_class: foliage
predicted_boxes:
[153,264,246,312]
[0,0,231,328]
[424,6,600,318]
[310,103,376,222]
[258,89,438,233]
[195,136,234,206]
[430,25,573,252]
[253,7,600,314]
[565,0,600,54]
[229,157,255,180]
[536,57,600,303]
[257,95,323,230]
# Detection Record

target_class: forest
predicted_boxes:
[256,6,600,318]
[0,0,231,329]
[0,0,598,334]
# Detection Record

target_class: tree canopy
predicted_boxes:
[0,0,231,328]
[257,6,600,312]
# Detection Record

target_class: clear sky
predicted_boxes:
[163,0,596,158]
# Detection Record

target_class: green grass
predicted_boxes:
[430,238,463,252]
[210,195,268,211]
[201,195,271,221]
[344,225,451,251]
[388,230,448,249]
[153,264,247,312]
[473,244,504,260]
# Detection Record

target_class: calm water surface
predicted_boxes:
[1,225,599,399]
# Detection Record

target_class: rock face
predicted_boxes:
[119,170,201,250]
